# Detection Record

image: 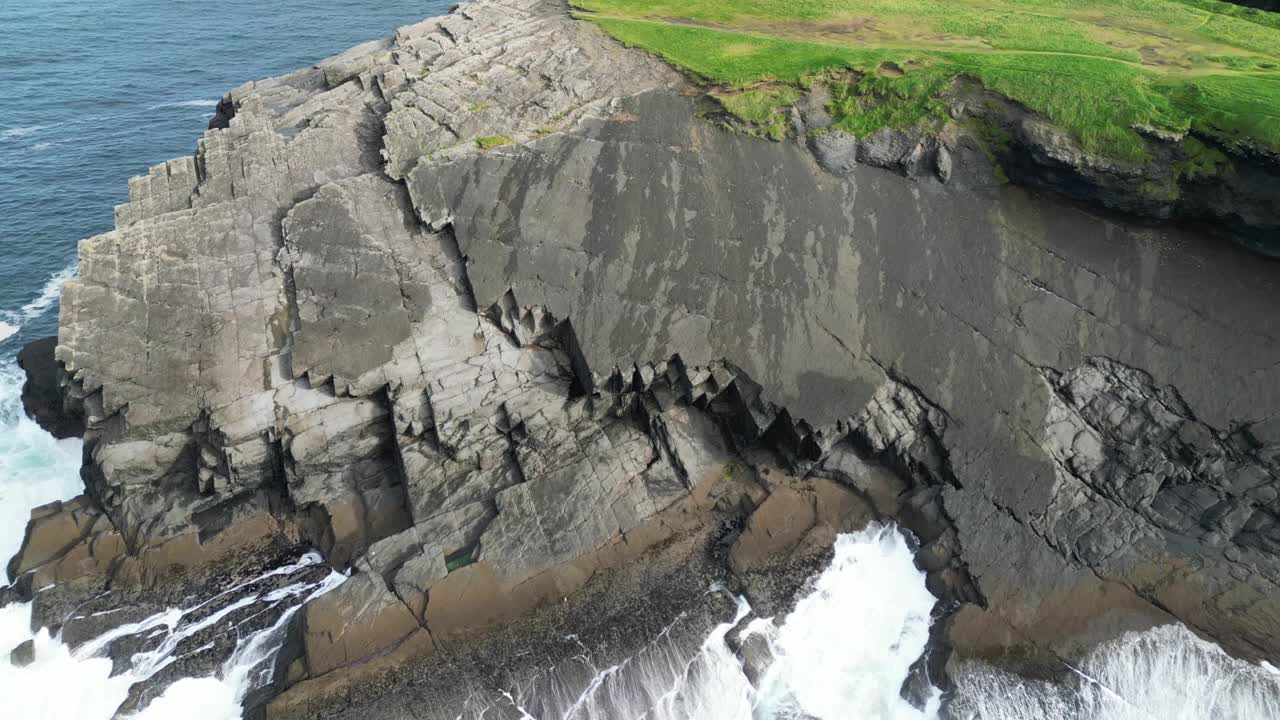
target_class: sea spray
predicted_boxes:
[438,525,1280,720]
[0,361,84,568]
[950,623,1280,720]
[0,265,77,343]
[0,607,135,718]
[128,566,348,720]
[750,527,941,720]
[0,264,84,568]
[457,524,942,720]
[0,555,345,719]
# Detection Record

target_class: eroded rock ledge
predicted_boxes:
[793,78,1280,255]
[7,0,1280,716]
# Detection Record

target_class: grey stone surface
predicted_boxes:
[808,130,860,175]
[404,87,1280,660]
[8,639,34,667]
[44,0,680,561]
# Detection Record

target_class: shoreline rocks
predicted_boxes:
[16,336,84,439]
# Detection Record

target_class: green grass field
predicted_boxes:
[571,0,1280,163]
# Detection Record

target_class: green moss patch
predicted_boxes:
[712,85,799,139]
[476,135,514,150]
[445,546,476,573]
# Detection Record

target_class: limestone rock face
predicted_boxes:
[301,571,423,677]
[39,0,680,567]
[400,85,1280,665]
[11,0,1280,714]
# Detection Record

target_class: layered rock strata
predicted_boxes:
[8,0,1280,715]
[798,80,1280,254]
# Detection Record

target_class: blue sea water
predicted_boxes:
[0,0,449,572]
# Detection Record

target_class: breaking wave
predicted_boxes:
[450,525,942,720]
[149,99,220,109]
[0,264,77,345]
[17,264,77,322]
[0,361,83,572]
[951,624,1280,720]
[0,264,83,566]
[445,524,1280,720]
[0,554,345,719]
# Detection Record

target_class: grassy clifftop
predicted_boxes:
[572,0,1280,164]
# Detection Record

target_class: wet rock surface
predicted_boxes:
[7,0,1280,716]
[16,336,84,438]
[9,639,34,667]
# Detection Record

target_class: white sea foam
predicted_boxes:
[457,524,1280,720]
[467,524,941,720]
[0,552,345,720]
[0,415,83,568]
[951,624,1280,720]
[0,608,134,719]
[0,264,77,344]
[752,528,940,720]
[0,125,46,141]
[19,264,76,320]
[0,361,83,573]
[150,99,220,109]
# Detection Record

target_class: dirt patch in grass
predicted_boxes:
[877,61,905,77]
[1139,45,1173,66]
[811,16,879,36]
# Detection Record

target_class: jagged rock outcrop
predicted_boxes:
[17,337,84,438]
[799,81,1280,253]
[9,0,1280,716]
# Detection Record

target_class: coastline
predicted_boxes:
[5,0,1280,716]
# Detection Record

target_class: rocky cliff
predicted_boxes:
[8,0,1280,716]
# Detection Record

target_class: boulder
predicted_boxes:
[301,572,424,678]
[8,639,35,667]
[16,336,83,438]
